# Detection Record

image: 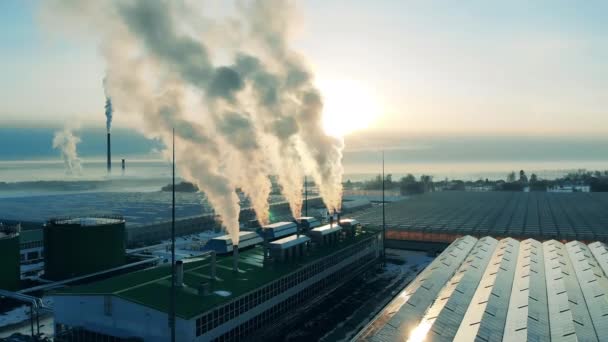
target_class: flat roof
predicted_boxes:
[270,235,311,250]
[53,229,378,319]
[356,235,608,341]
[263,221,297,230]
[50,217,125,226]
[339,219,359,225]
[296,217,318,221]
[211,231,258,242]
[351,191,608,241]
[311,224,342,236]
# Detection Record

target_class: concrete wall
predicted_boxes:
[53,295,193,342]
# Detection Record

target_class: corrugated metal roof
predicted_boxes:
[356,235,608,342]
[367,236,477,341]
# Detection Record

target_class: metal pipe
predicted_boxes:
[304,175,308,217]
[107,132,111,173]
[211,251,216,280]
[175,260,184,287]
[30,305,34,337]
[233,246,239,272]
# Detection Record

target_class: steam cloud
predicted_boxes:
[44,0,344,244]
[52,126,82,175]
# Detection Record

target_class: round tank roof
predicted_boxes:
[49,216,125,227]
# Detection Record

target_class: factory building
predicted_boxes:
[355,235,608,341]
[0,224,21,290]
[51,226,382,341]
[19,228,44,263]
[353,191,608,247]
[44,216,126,280]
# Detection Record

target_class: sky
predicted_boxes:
[1,0,607,136]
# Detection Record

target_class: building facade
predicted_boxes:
[52,231,382,341]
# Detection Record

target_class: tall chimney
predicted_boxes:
[232,246,239,272]
[175,260,184,287]
[107,132,112,173]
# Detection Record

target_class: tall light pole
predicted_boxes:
[169,128,176,342]
[304,175,308,217]
[382,150,386,264]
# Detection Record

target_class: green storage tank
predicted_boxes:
[0,226,20,291]
[44,217,126,280]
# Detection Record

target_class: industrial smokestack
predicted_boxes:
[233,246,239,273]
[107,132,111,173]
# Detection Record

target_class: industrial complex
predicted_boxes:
[355,235,608,341]
[3,190,608,341]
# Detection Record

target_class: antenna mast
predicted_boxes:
[382,150,386,265]
[304,175,308,217]
[169,129,176,342]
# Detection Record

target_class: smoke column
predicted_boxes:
[44,0,345,243]
[103,78,113,132]
[52,125,82,175]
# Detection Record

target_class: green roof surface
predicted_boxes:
[19,228,43,244]
[53,230,378,319]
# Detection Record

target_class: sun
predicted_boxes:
[317,78,380,137]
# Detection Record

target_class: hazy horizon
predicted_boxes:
[2,0,608,136]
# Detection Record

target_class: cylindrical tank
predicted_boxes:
[44,216,126,280]
[0,228,20,291]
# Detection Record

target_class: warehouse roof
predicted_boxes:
[351,191,608,241]
[52,229,378,319]
[356,236,608,341]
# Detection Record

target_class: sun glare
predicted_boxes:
[318,79,380,137]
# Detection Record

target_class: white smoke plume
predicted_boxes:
[52,125,82,175]
[103,77,113,132]
[43,0,344,243]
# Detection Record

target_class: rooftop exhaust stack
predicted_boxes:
[210,251,216,280]
[232,246,239,272]
[107,132,111,173]
[175,260,184,287]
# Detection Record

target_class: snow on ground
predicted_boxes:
[0,297,53,330]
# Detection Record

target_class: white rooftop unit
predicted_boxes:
[338,218,359,227]
[310,224,342,236]
[260,221,298,240]
[269,234,311,261]
[207,231,263,254]
[295,217,321,230]
[309,224,343,245]
[270,235,311,250]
